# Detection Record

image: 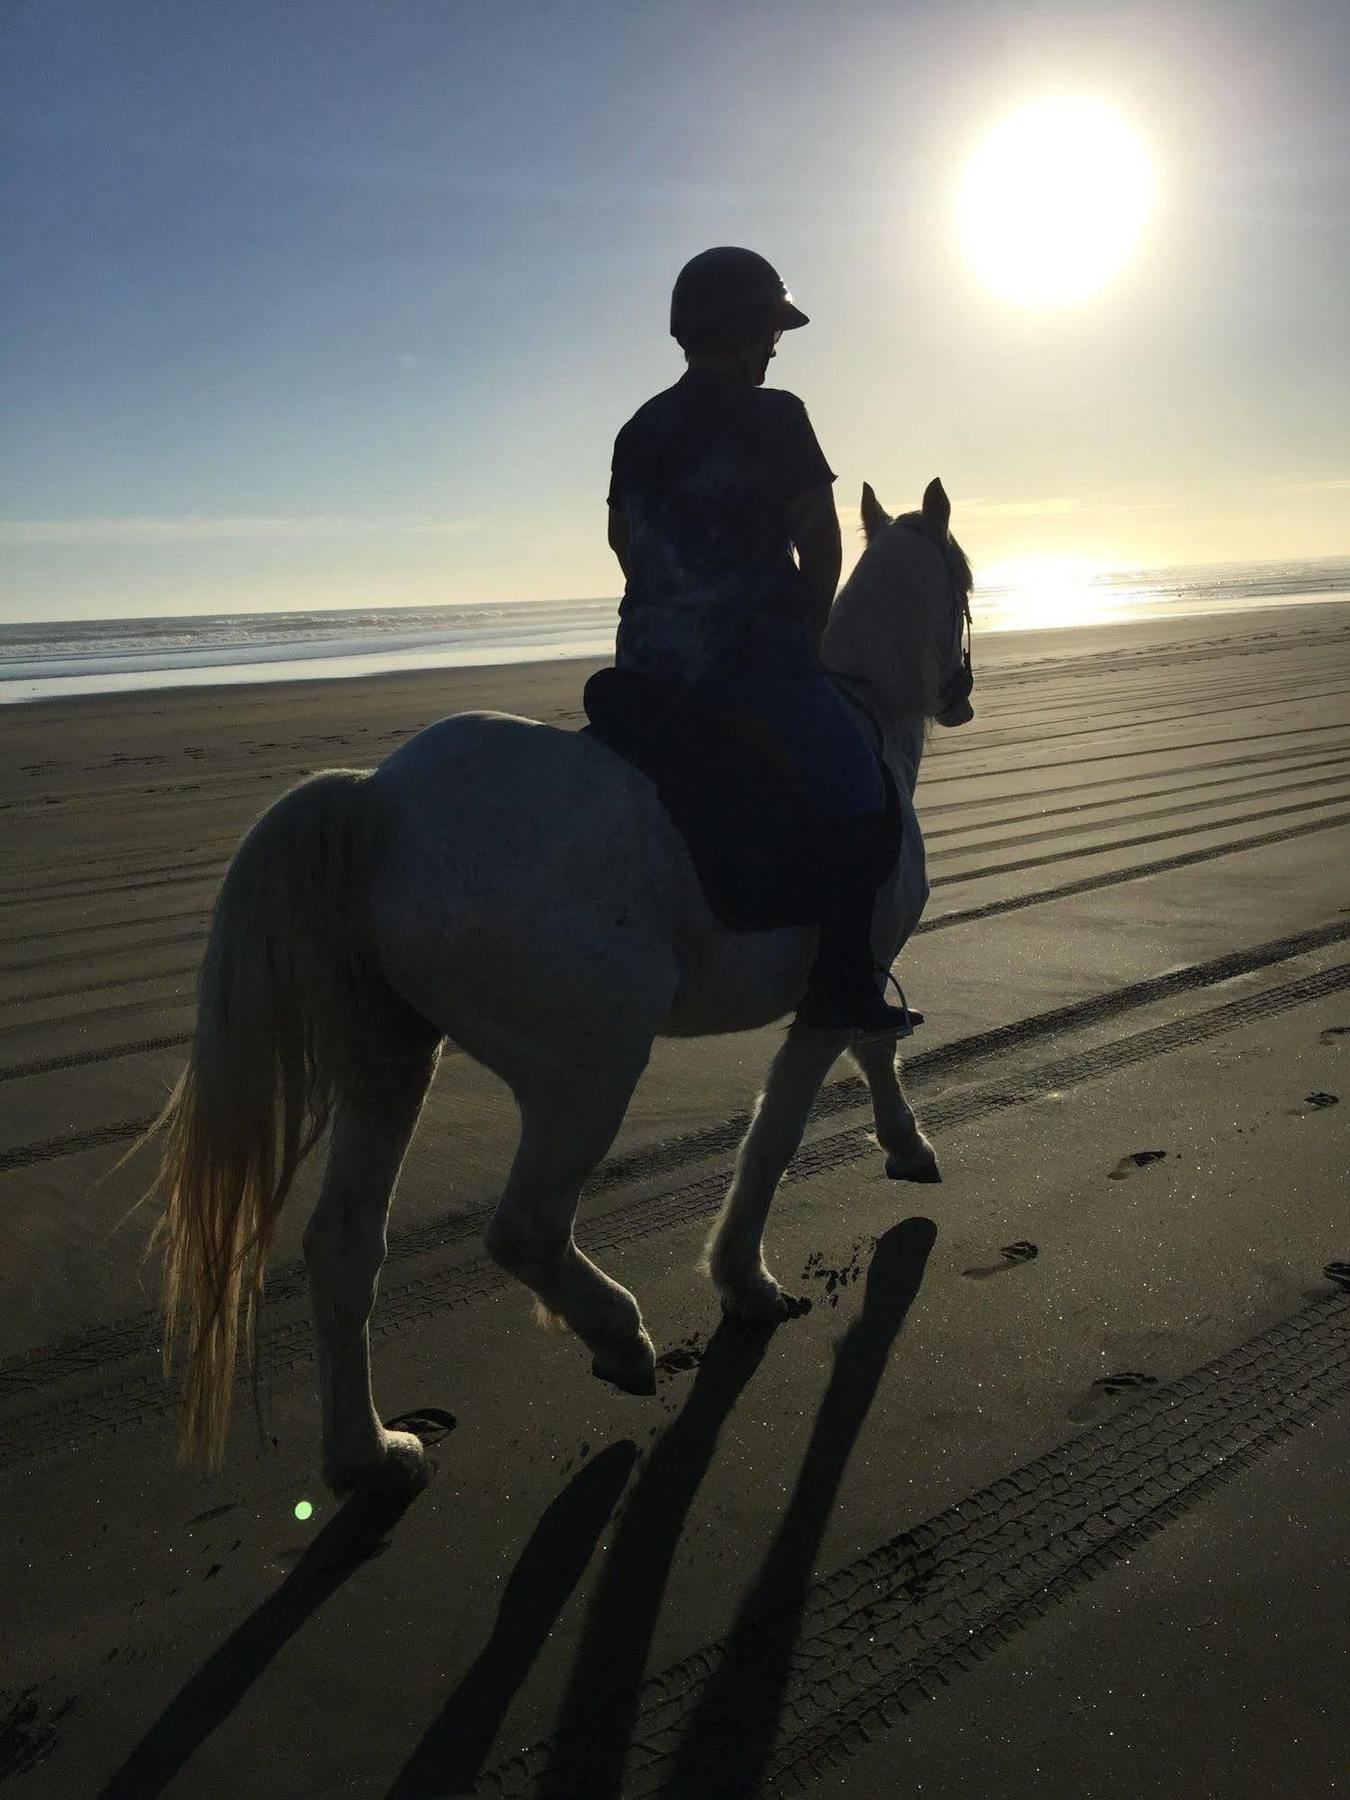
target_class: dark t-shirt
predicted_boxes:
[607,369,835,682]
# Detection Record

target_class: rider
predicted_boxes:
[605,246,911,1035]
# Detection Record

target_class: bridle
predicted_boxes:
[832,523,975,742]
[905,520,974,717]
[835,522,972,745]
[942,582,975,715]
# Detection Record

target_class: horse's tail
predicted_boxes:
[131,769,395,1469]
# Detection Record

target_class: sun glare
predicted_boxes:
[978,557,1114,631]
[958,97,1153,305]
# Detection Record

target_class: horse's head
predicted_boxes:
[823,476,975,729]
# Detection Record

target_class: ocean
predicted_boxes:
[2,557,1348,705]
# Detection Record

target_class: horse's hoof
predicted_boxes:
[718,1276,790,1324]
[592,1340,657,1396]
[886,1142,941,1183]
[325,1428,432,1503]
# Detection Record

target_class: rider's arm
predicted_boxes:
[608,504,631,581]
[787,483,842,643]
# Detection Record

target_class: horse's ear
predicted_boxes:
[922,477,951,540]
[861,482,892,542]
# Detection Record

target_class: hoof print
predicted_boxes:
[1001,1240,1038,1263]
[1304,1092,1339,1110]
[1069,1369,1159,1422]
[1108,1150,1167,1181]
[1318,1025,1350,1045]
[1093,1371,1159,1396]
[805,1241,871,1302]
[656,1336,705,1376]
[961,1240,1039,1280]
[1323,1262,1350,1293]
[383,1406,457,1445]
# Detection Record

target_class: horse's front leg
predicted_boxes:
[705,1023,851,1322]
[850,1034,940,1182]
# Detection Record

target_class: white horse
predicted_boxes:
[135,476,975,1501]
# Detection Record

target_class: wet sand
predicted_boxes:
[1,601,1348,1796]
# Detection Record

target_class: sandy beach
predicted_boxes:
[2,600,1348,1797]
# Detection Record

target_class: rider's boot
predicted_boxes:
[793,813,916,1036]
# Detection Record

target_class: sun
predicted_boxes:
[958,97,1153,305]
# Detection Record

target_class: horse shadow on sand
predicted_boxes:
[94,1481,426,1799]
[653,1215,937,1799]
[394,1213,936,1799]
[95,1425,635,1800]
[385,1298,784,1798]
[96,1217,933,1800]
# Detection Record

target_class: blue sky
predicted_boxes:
[3,0,1348,619]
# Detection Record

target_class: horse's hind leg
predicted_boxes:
[303,1041,440,1500]
[485,1049,656,1396]
[850,1035,940,1182]
[705,1023,850,1322]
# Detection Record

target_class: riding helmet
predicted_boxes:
[669,247,809,345]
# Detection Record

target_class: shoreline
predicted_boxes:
[5,592,1349,713]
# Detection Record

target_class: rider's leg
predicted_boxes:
[779,672,916,1030]
[704,663,911,1033]
[705,1020,852,1320]
[849,1032,940,1182]
[794,809,909,1032]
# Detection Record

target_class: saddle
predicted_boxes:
[580,666,902,931]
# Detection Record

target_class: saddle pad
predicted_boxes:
[580,667,902,932]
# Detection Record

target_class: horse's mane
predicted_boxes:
[821,516,970,722]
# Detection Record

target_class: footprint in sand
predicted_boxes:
[383,1405,457,1445]
[803,1240,874,1308]
[1108,1150,1167,1181]
[656,1335,706,1376]
[1319,1025,1349,1046]
[961,1240,1039,1280]
[1288,1092,1340,1115]
[1068,1370,1159,1423]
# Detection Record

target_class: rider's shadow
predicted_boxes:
[657,1216,937,1798]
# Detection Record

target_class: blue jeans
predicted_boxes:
[699,620,884,822]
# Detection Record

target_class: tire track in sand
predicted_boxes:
[0,955,1345,1466]
[472,1292,1350,1798]
[2,789,1349,1106]
[6,749,1346,981]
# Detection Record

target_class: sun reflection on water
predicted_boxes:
[974,557,1126,632]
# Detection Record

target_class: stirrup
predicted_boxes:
[853,968,924,1044]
